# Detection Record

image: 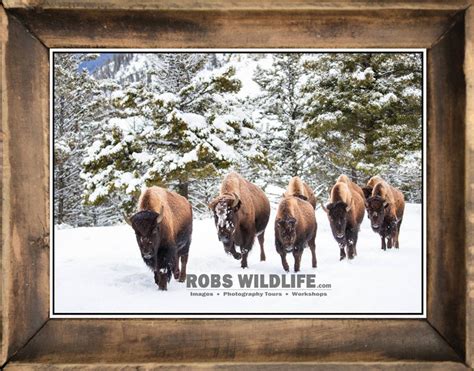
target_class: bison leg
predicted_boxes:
[173,254,180,280]
[257,232,266,261]
[391,228,399,249]
[387,235,393,249]
[173,267,180,280]
[381,235,386,251]
[179,254,188,283]
[346,232,358,259]
[396,219,403,248]
[293,248,303,272]
[280,253,290,272]
[225,243,241,260]
[395,220,401,249]
[154,270,168,291]
[240,235,255,269]
[339,244,346,261]
[240,247,249,269]
[346,245,353,260]
[309,237,317,268]
[353,233,359,257]
[346,242,355,260]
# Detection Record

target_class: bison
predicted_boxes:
[365,179,405,250]
[209,172,271,268]
[275,196,317,272]
[284,176,317,209]
[128,186,192,290]
[362,175,384,200]
[324,180,365,260]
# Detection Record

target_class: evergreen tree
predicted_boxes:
[303,53,422,199]
[54,53,114,226]
[82,54,266,214]
[253,53,317,188]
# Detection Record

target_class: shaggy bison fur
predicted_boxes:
[129,186,192,290]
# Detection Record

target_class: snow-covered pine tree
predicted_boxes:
[209,54,272,189]
[54,53,114,226]
[303,53,422,200]
[250,53,326,199]
[82,54,266,216]
[253,53,318,189]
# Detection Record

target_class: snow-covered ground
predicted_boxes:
[54,203,423,316]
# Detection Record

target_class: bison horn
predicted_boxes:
[232,193,240,208]
[156,205,164,223]
[320,200,328,213]
[208,197,218,210]
[346,204,352,212]
[123,213,133,226]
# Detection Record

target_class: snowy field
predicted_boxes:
[54,203,423,316]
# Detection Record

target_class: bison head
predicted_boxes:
[130,208,164,263]
[275,216,297,251]
[325,201,351,241]
[366,196,389,232]
[209,193,241,246]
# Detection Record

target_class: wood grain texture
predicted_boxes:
[0,6,6,366]
[2,0,472,11]
[427,15,467,360]
[4,361,470,370]
[0,2,472,369]
[0,7,49,366]
[465,5,474,369]
[8,8,461,48]
[7,320,462,365]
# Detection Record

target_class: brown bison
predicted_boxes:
[362,175,384,200]
[275,196,317,272]
[284,176,317,209]
[209,172,271,268]
[324,180,365,260]
[128,186,192,290]
[365,179,405,250]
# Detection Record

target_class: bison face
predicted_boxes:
[276,217,297,249]
[366,196,389,232]
[130,210,163,262]
[211,197,241,246]
[326,201,351,241]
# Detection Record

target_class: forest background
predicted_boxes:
[54,52,422,227]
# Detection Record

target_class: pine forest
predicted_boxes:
[54,52,422,227]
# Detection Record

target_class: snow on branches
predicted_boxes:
[82,55,265,213]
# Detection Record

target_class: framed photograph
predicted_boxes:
[1,1,473,369]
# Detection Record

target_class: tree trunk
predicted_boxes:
[287,120,299,177]
[57,180,64,225]
[177,180,189,199]
[351,167,359,184]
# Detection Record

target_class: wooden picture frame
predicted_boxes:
[0,0,473,368]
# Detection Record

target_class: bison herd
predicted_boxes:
[127,171,405,290]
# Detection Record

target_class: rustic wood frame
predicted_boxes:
[1,0,473,369]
